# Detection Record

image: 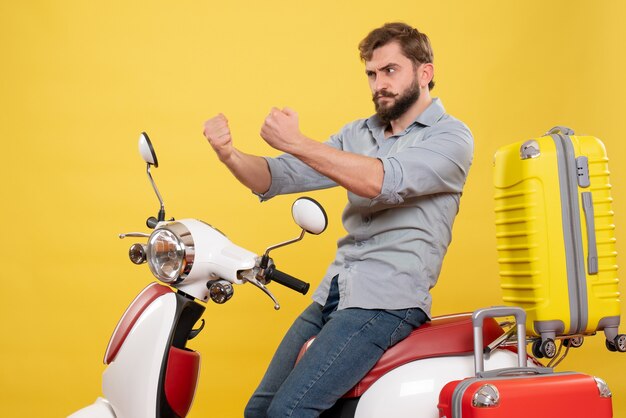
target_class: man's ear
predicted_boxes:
[419,63,434,89]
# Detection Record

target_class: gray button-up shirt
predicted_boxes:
[259,98,473,317]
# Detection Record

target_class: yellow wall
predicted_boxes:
[2,1,626,416]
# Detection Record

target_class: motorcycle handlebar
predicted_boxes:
[265,265,310,295]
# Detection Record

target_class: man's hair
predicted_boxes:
[359,22,435,90]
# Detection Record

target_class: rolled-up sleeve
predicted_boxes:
[374,121,473,205]
[256,134,344,201]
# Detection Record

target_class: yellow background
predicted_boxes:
[2,1,626,416]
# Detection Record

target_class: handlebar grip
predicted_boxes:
[266,266,310,295]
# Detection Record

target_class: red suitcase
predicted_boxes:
[438,307,613,417]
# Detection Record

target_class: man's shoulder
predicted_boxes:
[430,112,473,142]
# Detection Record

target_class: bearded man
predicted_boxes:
[203,22,474,418]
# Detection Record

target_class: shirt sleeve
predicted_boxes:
[256,134,343,201]
[374,119,474,205]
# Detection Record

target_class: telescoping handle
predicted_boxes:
[472,307,527,374]
[265,265,310,295]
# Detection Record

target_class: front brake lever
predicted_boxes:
[245,275,281,310]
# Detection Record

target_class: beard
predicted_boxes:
[373,82,420,124]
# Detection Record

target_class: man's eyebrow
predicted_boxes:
[380,63,399,71]
[365,63,400,73]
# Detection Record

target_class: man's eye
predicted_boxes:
[387,68,396,74]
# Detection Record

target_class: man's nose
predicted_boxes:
[374,78,388,92]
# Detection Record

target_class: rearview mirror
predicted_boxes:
[137,132,165,224]
[138,132,158,167]
[292,197,328,235]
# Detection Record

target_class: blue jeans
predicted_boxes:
[244,277,428,418]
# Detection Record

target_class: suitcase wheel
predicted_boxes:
[563,336,584,348]
[532,338,557,358]
[606,334,626,352]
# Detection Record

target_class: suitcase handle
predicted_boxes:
[472,307,527,374]
[581,192,599,275]
[545,126,575,136]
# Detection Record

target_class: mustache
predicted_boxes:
[373,90,397,101]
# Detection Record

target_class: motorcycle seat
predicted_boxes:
[295,312,505,398]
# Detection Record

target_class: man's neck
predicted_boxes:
[385,92,432,137]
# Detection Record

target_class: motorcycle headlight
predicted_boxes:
[146,223,195,283]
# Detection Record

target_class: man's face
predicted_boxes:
[365,41,421,123]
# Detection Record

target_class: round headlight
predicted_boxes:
[146,223,194,283]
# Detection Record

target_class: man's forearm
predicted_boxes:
[291,137,383,199]
[257,107,383,198]
[221,149,272,195]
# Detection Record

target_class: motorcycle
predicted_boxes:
[70,133,611,418]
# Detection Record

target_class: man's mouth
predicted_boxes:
[374,91,397,101]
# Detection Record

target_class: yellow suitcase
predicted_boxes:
[494,126,624,357]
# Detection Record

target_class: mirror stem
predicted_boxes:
[146,163,166,221]
[261,230,306,268]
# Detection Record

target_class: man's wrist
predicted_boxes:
[286,133,313,158]
[218,148,237,166]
